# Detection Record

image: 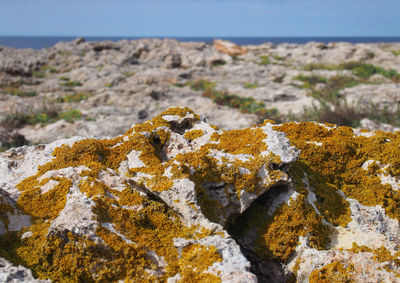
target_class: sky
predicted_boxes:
[0,0,399,37]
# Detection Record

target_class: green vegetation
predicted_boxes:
[123,72,135,77]
[187,79,216,91]
[59,77,82,87]
[58,50,71,56]
[243,82,258,89]
[230,54,239,61]
[303,63,337,71]
[1,104,83,130]
[391,50,400,56]
[172,83,186,88]
[58,109,83,122]
[291,72,400,127]
[211,59,226,67]
[271,54,284,61]
[104,83,113,88]
[56,92,92,103]
[294,74,359,102]
[302,61,400,82]
[257,55,270,66]
[202,88,282,122]
[32,65,58,78]
[1,87,37,97]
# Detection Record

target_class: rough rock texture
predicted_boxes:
[1,107,400,282]
[1,38,400,149]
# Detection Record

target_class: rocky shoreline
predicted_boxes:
[1,38,400,150]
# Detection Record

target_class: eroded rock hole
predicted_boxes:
[169,118,194,135]
[227,184,294,283]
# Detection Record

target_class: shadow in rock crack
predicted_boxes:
[227,184,295,283]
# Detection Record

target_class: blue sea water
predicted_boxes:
[1,36,400,49]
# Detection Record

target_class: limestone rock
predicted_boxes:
[213,39,248,55]
[1,107,298,282]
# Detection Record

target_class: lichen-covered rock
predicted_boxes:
[1,108,400,282]
[232,121,400,282]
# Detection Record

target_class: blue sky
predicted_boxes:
[0,0,399,37]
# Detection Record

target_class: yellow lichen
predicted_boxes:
[1,108,231,282]
[308,261,356,283]
[275,122,400,222]
[184,129,204,141]
[178,243,222,282]
[258,195,331,262]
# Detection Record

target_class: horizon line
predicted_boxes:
[1,35,400,38]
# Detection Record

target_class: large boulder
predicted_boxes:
[0,108,399,282]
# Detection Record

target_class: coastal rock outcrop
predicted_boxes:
[0,107,399,282]
[2,38,400,148]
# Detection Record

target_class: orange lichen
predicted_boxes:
[308,261,356,283]
[0,108,232,282]
[184,129,204,141]
[347,242,400,276]
[258,195,331,262]
[178,243,222,282]
[275,122,400,222]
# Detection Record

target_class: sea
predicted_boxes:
[1,36,400,50]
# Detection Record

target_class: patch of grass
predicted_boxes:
[32,65,58,78]
[287,102,400,128]
[230,54,239,61]
[56,92,92,103]
[59,77,82,87]
[187,79,216,91]
[172,83,186,88]
[391,50,400,56]
[58,51,71,56]
[257,55,270,66]
[341,62,400,82]
[58,109,82,122]
[243,82,258,89]
[271,54,284,61]
[123,72,135,77]
[303,61,400,82]
[2,87,37,97]
[203,89,264,113]
[202,88,283,123]
[294,74,359,102]
[104,83,113,88]
[211,59,226,67]
[303,63,337,71]
[1,87,37,97]
[294,74,327,88]
[0,104,83,130]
